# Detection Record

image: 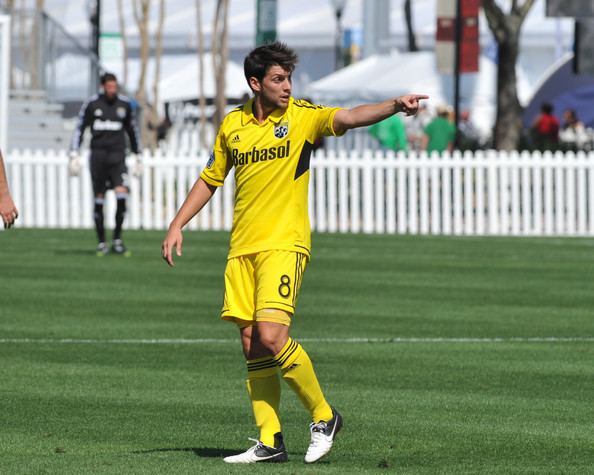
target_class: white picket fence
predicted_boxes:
[5,148,594,236]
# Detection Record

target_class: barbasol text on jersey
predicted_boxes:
[232,141,291,166]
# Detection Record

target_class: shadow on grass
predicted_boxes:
[132,447,329,463]
[132,447,241,458]
[53,249,98,257]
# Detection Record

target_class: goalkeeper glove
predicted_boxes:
[130,153,144,177]
[68,151,81,177]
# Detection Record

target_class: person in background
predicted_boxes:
[531,102,560,151]
[0,148,18,229]
[458,110,481,152]
[368,114,408,152]
[69,72,142,256]
[422,105,456,154]
[406,102,431,151]
[559,109,588,151]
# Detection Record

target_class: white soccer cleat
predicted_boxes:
[304,407,343,463]
[223,434,288,464]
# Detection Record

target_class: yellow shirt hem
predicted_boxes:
[227,243,311,260]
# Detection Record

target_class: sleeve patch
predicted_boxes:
[206,152,215,169]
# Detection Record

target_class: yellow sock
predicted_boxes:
[246,357,281,447]
[273,338,333,423]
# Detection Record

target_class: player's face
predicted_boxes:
[103,80,118,99]
[256,65,292,110]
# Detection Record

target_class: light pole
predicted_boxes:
[331,0,347,70]
[88,0,101,94]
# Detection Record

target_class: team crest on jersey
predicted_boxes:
[206,151,215,169]
[274,122,289,139]
[94,109,103,116]
[116,107,127,118]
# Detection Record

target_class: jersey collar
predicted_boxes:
[241,97,291,126]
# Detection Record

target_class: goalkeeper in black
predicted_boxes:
[69,73,141,256]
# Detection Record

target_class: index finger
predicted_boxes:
[162,241,175,267]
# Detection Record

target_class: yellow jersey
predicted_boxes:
[200,97,343,259]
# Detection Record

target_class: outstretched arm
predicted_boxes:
[162,178,217,266]
[333,94,429,135]
[0,150,18,229]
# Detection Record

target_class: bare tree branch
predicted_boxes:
[404,0,418,52]
[212,0,229,129]
[518,0,536,20]
[6,0,16,88]
[153,0,165,112]
[482,0,536,149]
[195,0,207,147]
[482,0,507,43]
[133,0,151,147]
[116,0,129,88]
[132,0,140,26]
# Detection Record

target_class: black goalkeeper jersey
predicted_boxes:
[71,94,141,153]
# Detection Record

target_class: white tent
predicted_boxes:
[307,52,405,102]
[53,53,251,105]
[308,51,533,137]
[103,54,250,103]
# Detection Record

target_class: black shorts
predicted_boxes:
[89,149,129,195]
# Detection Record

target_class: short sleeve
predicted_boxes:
[311,105,344,138]
[200,129,232,187]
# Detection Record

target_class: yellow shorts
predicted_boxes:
[221,250,308,327]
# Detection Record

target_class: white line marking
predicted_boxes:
[0,337,593,345]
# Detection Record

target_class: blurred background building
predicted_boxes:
[0,0,591,152]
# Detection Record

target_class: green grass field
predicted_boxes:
[1,229,593,474]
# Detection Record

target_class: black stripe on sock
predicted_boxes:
[277,346,299,367]
[247,359,276,370]
[247,361,278,373]
[275,341,300,367]
[275,339,297,362]
[273,339,297,366]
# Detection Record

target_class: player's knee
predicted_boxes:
[256,330,289,355]
[256,333,278,353]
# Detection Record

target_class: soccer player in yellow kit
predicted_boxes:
[162,42,427,464]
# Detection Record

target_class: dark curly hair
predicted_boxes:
[244,42,298,86]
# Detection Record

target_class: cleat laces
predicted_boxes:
[246,437,263,451]
[309,421,328,448]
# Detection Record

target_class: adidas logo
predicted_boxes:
[231,134,240,143]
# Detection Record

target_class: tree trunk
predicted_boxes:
[132,0,151,148]
[151,0,165,148]
[30,0,44,89]
[212,0,229,129]
[6,0,16,88]
[493,38,523,150]
[17,0,27,88]
[195,0,207,148]
[483,0,535,150]
[404,0,418,52]
[116,0,129,88]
